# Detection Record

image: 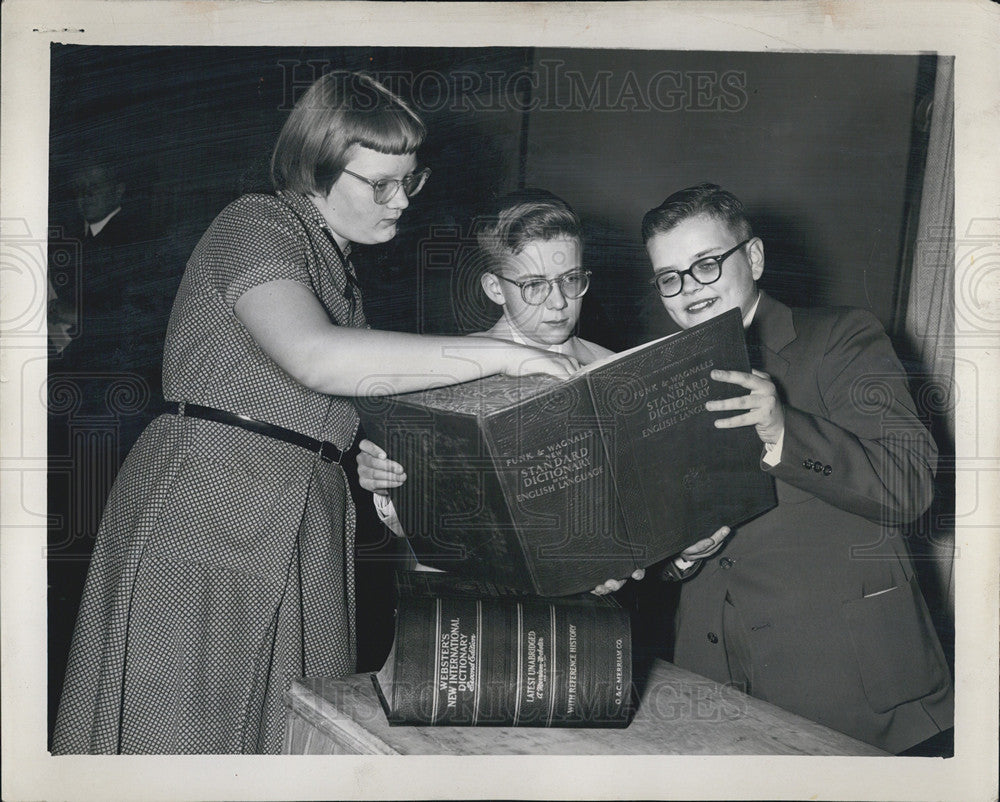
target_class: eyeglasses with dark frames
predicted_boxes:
[341,167,431,205]
[650,238,753,298]
[494,269,592,306]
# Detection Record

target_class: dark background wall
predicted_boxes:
[48,46,927,347]
[47,44,938,740]
[523,49,924,348]
[47,46,535,337]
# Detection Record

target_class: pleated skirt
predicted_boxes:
[52,413,357,754]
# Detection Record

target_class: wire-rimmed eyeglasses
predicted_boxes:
[494,270,592,305]
[341,167,431,205]
[650,238,753,298]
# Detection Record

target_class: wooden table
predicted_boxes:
[283,658,887,755]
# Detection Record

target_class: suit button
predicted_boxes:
[802,459,813,470]
[823,465,832,476]
[719,557,735,569]
[813,462,824,473]
[707,632,719,644]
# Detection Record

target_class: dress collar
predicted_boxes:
[276,190,353,259]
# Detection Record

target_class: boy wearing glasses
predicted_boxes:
[644,183,952,754]
[473,188,610,364]
[357,189,665,590]
[357,190,610,525]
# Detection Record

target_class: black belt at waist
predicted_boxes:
[166,401,346,464]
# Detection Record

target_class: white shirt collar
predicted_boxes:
[490,316,574,355]
[743,291,762,329]
[87,206,122,238]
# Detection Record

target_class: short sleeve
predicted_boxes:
[197,196,315,310]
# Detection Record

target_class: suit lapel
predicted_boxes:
[751,291,795,382]
[744,318,764,370]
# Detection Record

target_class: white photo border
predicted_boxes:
[2,2,998,801]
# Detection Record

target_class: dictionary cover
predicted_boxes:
[357,309,776,596]
[372,571,632,727]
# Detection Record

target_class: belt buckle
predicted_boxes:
[319,441,343,465]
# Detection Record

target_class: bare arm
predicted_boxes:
[234,280,577,396]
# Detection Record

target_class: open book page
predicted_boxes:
[573,329,681,376]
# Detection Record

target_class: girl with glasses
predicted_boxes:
[53,73,575,756]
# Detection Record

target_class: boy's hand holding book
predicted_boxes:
[705,368,785,445]
[361,437,651,595]
[591,568,646,596]
[357,439,405,495]
[660,525,732,581]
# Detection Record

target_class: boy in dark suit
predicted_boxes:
[643,183,953,753]
[47,153,178,743]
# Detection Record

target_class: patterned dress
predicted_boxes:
[52,191,367,754]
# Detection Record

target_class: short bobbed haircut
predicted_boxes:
[641,183,753,245]
[476,188,583,273]
[271,71,426,197]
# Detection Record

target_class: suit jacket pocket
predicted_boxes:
[841,576,947,714]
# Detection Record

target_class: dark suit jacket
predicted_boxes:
[48,207,182,548]
[54,208,180,421]
[673,292,953,753]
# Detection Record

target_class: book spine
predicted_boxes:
[547,604,558,727]
[431,598,443,723]
[473,599,484,724]
[554,599,632,726]
[385,593,631,727]
[512,602,524,724]
[379,595,437,723]
[509,599,553,725]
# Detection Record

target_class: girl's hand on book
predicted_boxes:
[357,439,406,495]
[591,568,646,596]
[503,346,580,379]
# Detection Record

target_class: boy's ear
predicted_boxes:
[748,236,765,282]
[480,272,507,306]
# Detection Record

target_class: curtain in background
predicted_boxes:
[904,56,955,619]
